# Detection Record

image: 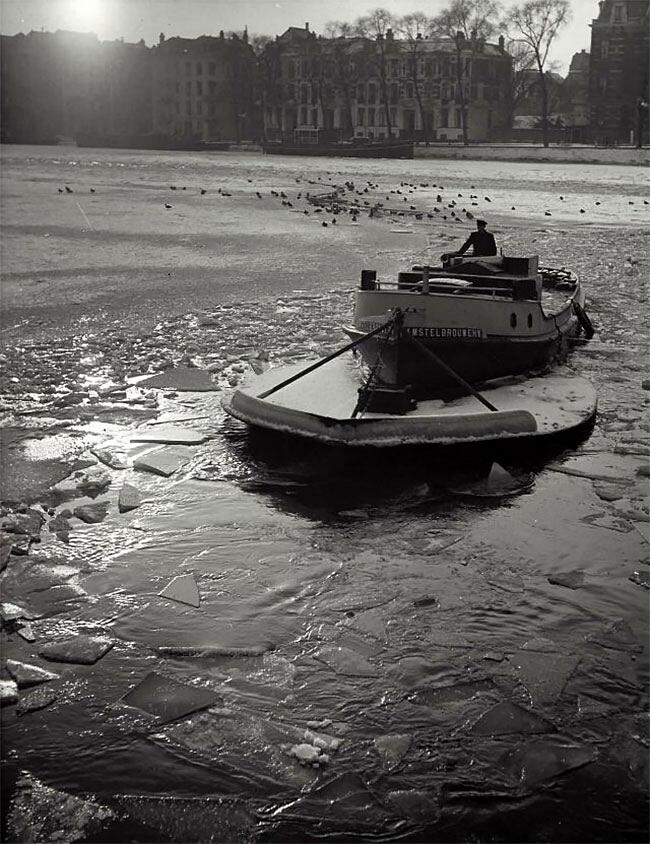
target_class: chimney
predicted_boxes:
[498,34,504,52]
[305,22,309,31]
[159,32,165,44]
[386,28,394,40]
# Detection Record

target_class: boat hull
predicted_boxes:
[223,357,597,448]
[262,142,414,159]
[346,285,584,397]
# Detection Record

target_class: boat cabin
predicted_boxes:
[360,256,543,302]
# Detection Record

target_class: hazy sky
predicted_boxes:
[1,0,599,73]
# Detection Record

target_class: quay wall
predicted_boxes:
[414,144,649,166]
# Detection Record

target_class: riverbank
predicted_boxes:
[415,143,650,166]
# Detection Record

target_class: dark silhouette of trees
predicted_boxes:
[433,0,502,145]
[506,0,570,147]
[354,8,398,136]
[396,13,434,145]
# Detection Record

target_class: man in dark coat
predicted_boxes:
[441,219,497,261]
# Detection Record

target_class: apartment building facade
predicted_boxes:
[151,31,257,142]
[589,0,649,144]
[260,24,513,143]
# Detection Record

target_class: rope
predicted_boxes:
[351,309,403,418]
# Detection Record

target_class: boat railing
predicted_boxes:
[360,269,541,301]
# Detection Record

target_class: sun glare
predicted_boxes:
[68,0,105,31]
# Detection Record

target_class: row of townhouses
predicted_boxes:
[1,1,648,147]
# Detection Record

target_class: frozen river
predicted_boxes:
[0,145,649,843]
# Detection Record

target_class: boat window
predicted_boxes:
[527,313,533,328]
[510,313,517,328]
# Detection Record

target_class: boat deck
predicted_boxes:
[224,356,597,447]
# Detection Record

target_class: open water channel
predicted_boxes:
[0,146,649,842]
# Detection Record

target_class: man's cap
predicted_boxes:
[476,219,487,226]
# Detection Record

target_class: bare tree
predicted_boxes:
[252,34,282,142]
[396,12,434,145]
[502,37,537,129]
[507,0,571,147]
[433,0,502,145]
[354,8,398,136]
[324,21,362,137]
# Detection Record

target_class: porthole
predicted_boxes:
[510,313,517,328]
[527,313,533,328]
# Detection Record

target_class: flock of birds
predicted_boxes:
[57,175,649,225]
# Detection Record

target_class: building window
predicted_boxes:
[185,61,191,74]
[196,62,202,75]
[368,107,375,126]
[357,84,366,103]
[197,101,203,115]
[197,81,203,95]
[441,108,448,126]
[368,84,376,104]
[300,106,308,124]
[208,62,216,75]
[601,40,609,58]
[287,83,295,100]
[358,108,365,125]
[406,82,413,98]
[612,4,623,22]
[311,108,318,126]
[301,85,308,104]
[186,81,191,95]
[186,101,192,115]
[390,83,399,104]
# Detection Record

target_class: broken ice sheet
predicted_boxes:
[1,679,19,706]
[268,772,388,828]
[547,570,585,589]
[39,634,114,665]
[315,645,378,677]
[133,446,191,477]
[448,463,533,498]
[385,789,439,821]
[508,651,581,704]
[500,740,597,788]
[374,734,411,769]
[136,367,219,392]
[587,618,643,652]
[629,570,650,588]
[582,512,635,533]
[6,659,59,688]
[130,425,208,445]
[17,687,58,716]
[158,572,200,607]
[121,671,220,723]
[470,701,554,736]
[6,773,115,843]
